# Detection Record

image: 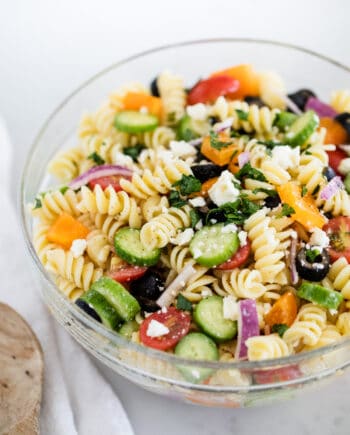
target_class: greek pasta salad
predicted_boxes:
[31,64,350,378]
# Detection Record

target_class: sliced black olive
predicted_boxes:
[208,116,220,125]
[130,271,164,312]
[287,89,316,111]
[150,77,160,97]
[335,113,350,136]
[75,299,102,323]
[323,166,337,181]
[295,247,330,281]
[191,164,223,183]
[264,195,281,209]
[244,96,266,108]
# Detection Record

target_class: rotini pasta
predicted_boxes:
[330,89,350,113]
[157,71,186,125]
[246,334,290,361]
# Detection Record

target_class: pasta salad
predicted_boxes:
[31,64,350,374]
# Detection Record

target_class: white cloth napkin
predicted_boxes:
[0,119,134,435]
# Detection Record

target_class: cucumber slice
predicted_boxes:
[90,277,140,321]
[79,289,122,330]
[114,228,160,267]
[114,110,158,133]
[175,332,219,383]
[177,115,200,141]
[285,110,319,147]
[189,223,239,267]
[344,173,350,194]
[274,112,297,130]
[118,320,139,340]
[194,296,237,342]
[297,282,343,310]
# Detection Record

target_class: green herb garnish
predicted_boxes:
[257,140,285,149]
[252,188,278,197]
[33,197,42,209]
[301,185,308,197]
[123,144,145,161]
[59,186,69,195]
[236,162,267,182]
[167,112,176,124]
[190,209,201,228]
[176,294,193,311]
[169,190,187,208]
[173,175,201,196]
[305,248,322,263]
[88,152,105,165]
[271,324,289,337]
[206,196,260,225]
[235,109,249,121]
[209,131,232,150]
[279,204,295,217]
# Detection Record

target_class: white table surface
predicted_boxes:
[2,1,350,433]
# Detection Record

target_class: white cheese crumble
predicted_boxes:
[112,151,135,169]
[139,105,149,114]
[309,228,330,249]
[208,170,240,206]
[201,289,212,298]
[222,223,238,234]
[189,196,206,207]
[169,140,197,158]
[146,319,169,337]
[238,230,248,246]
[338,157,350,176]
[170,228,194,246]
[223,295,239,321]
[192,247,202,259]
[70,239,87,258]
[271,146,300,170]
[186,103,207,121]
[195,219,203,230]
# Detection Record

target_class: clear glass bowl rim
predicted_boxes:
[20,37,350,371]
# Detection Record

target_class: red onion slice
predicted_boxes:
[213,117,234,133]
[238,151,250,168]
[319,176,344,200]
[235,299,260,360]
[69,165,132,190]
[282,95,303,115]
[305,97,338,118]
[188,138,203,147]
[157,263,196,308]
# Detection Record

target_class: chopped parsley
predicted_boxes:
[33,197,42,209]
[176,294,193,311]
[252,188,278,197]
[167,112,176,124]
[209,131,232,150]
[123,144,145,161]
[206,196,260,225]
[236,162,267,182]
[172,175,201,196]
[271,323,289,337]
[59,186,69,195]
[301,185,308,197]
[306,248,322,263]
[257,140,285,149]
[88,152,105,165]
[169,190,186,208]
[235,109,249,121]
[279,203,295,217]
[190,209,201,228]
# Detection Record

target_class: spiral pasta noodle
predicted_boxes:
[327,257,350,299]
[331,90,350,113]
[48,147,84,183]
[336,313,350,336]
[157,71,186,125]
[31,189,81,223]
[304,324,342,350]
[140,194,170,222]
[92,213,125,243]
[32,223,58,265]
[246,334,290,361]
[257,70,287,110]
[213,269,266,299]
[86,229,113,267]
[55,276,83,301]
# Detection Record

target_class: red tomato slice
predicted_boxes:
[253,365,301,385]
[109,265,148,283]
[216,241,251,270]
[88,174,131,191]
[323,217,350,263]
[327,149,347,176]
[187,75,240,105]
[140,307,191,350]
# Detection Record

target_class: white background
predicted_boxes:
[1,1,350,434]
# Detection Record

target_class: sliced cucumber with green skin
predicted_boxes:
[285,110,319,147]
[297,282,343,310]
[177,115,200,141]
[114,110,158,133]
[90,277,140,321]
[194,296,237,342]
[175,332,219,383]
[79,289,122,330]
[118,320,139,340]
[274,112,297,130]
[189,223,239,267]
[114,228,161,267]
[344,173,350,194]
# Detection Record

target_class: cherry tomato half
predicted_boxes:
[253,365,301,385]
[89,174,131,191]
[187,75,240,105]
[323,217,350,263]
[327,149,347,176]
[109,265,148,283]
[140,307,191,350]
[216,241,251,270]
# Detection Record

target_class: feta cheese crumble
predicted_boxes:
[170,228,194,246]
[186,103,207,121]
[146,319,170,337]
[208,170,240,206]
[189,196,206,207]
[309,228,330,249]
[169,140,197,158]
[222,223,238,233]
[238,230,248,246]
[271,146,300,170]
[223,295,239,321]
[112,151,135,169]
[70,239,87,258]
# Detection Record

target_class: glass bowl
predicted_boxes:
[21,39,350,408]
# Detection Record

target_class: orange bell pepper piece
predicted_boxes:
[211,64,259,99]
[277,182,327,231]
[47,213,90,249]
[201,132,238,166]
[122,92,162,118]
[264,292,298,328]
[190,177,219,199]
[319,117,348,145]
